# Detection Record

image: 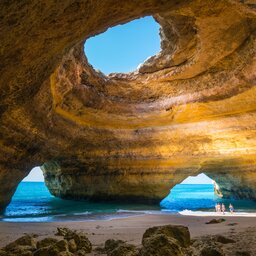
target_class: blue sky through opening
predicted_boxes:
[84,16,161,74]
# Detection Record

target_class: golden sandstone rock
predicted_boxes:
[0,0,256,211]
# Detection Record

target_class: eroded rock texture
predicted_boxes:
[1,0,256,211]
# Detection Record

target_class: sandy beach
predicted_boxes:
[1,213,256,255]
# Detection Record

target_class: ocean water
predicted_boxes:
[161,184,256,213]
[1,182,256,222]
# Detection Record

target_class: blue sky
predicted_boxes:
[23,167,44,182]
[24,17,212,185]
[85,16,161,74]
[181,173,213,184]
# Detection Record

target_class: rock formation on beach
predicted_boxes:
[1,225,255,256]
[0,0,256,211]
[0,227,92,256]
[0,225,191,256]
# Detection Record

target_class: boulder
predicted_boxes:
[140,234,184,256]
[34,239,69,256]
[37,238,59,249]
[4,235,37,251]
[33,246,59,256]
[142,225,190,248]
[55,227,92,253]
[200,246,224,256]
[55,227,91,253]
[56,239,69,252]
[0,235,37,256]
[68,239,77,253]
[94,246,107,254]
[4,245,36,255]
[104,239,125,252]
[215,235,236,244]
[56,227,73,237]
[108,244,138,256]
[72,233,91,252]
[76,249,89,256]
[104,239,138,256]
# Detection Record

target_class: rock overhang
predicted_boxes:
[0,0,256,212]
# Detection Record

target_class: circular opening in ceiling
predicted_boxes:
[84,16,160,75]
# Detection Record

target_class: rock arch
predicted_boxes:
[1,0,256,212]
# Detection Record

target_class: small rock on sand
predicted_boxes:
[215,235,235,244]
[205,218,226,224]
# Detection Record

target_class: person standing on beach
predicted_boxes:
[215,203,218,212]
[221,203,226,214]
[217,203,221,213]
[229,203,234,213]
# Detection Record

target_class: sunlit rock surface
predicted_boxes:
[0,0,256,211]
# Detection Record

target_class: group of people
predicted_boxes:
[215,203,234,214]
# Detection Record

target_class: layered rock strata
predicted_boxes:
[0,0,256,211]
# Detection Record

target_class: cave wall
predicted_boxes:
[0,0,256,211]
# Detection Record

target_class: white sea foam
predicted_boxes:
[117,209,164,215]
[179,210,256,217]
[72,211,91,216]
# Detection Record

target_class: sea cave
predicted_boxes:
[1,1,256,255]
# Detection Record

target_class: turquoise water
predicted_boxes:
[161,184,256,212]
[1,182,256,222]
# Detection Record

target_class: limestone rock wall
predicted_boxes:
[0,0,256,211]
